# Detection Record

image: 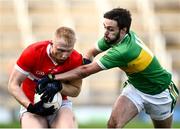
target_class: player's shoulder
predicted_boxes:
[20,40,51,58]
[69,49,83,64]
[27,40,51,50]
[71,49,81,55]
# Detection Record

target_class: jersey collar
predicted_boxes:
[117,33,129,45]
[46,44,58,66]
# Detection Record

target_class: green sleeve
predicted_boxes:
[98,48,127,69]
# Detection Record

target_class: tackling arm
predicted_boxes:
[8,68,30,108]
[55,61,103,81]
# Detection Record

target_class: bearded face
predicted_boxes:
[103,18,121,44]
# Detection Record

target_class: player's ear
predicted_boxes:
[120,27,127,36]
[121,27,127,33]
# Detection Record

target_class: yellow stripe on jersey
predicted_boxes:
[122,49,153,74]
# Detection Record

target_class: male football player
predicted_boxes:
[38,8,179,128]
[8,27,85,128]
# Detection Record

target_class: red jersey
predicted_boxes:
[15,40,83,103]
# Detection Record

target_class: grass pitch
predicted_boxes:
[0,119,180,128]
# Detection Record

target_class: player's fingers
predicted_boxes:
[41,107,55,116]
[42,97,48,103]
[44,105,55,113]
[38,87,46,95]
[35,88,39,93]
[41,93,48,101]
[49,105,54,109]
[41,90,49,97]
[49,96,54,102]
[35,100,43,106]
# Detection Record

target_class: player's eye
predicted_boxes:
[108,28,115,32]
[56,49,63,52]
[56,49,72,53]
[104,26,115,32]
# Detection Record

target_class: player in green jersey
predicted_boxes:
[38,8,179,128]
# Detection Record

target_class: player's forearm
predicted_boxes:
[55,62,102,82]
[8,83,30,108]
[55,66,89,81]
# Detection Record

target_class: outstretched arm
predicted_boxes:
[57,46,102,81]
[55,62,103,81]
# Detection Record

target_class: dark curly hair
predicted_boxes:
[104,8,132,33]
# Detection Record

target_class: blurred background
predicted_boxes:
[0,0,180,128]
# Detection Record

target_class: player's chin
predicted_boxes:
[105,39,113,44]
[56,59,66,64]
[104,36,112,42]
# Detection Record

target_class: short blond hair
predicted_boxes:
[55,27,76,45]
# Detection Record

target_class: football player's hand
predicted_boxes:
[36,74,55,93]
[38,80,63,102]
[27,101,55,116]
[83,58,92,64]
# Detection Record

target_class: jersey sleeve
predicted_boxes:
[95,37,111,51]
[96,48,127,69]
[16,45,35,73]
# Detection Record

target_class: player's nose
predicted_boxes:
[61,53,68,59]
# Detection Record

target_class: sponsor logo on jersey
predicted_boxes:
[35,71,45,76]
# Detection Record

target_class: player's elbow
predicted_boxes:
[8,79,21,96]
[7,83,12,94]
[78,65,91,78]
[8,81,15,95]
[71,87,81,97]
[71,92,80,97]
[61,79,82,97]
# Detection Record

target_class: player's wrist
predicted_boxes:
[83,58,92,64]
[24,101,32,109]
[27,103,34,112]
[56,81,63,91]
[48,74,55,80]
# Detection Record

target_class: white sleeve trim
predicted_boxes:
[95,41,103,52]
[15,64,29,76]
[96,60,108,70]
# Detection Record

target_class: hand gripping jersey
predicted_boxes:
[15,40,83,103]
[96,31,172,95]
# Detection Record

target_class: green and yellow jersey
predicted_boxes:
[96,31,172,95]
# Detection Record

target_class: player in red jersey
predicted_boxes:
[8,27,84,128]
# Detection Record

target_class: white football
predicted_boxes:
[34,92,62,112]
